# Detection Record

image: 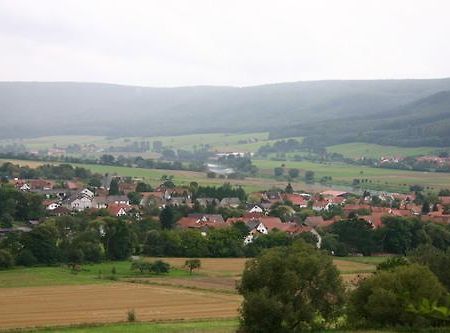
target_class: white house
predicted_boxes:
[70,197,93,211]
[79,188,94,199]
[248,205,264,214]
[19,183,31,191]
[46,202,60,211]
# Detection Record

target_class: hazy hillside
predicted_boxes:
[277,90,450,147]
[1,79,450,145]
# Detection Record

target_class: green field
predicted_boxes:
[4,156,450,193]
[12,321,238,333]
[8,321,450,333]
[0,133,305,155]
[0,133,270,152]
[327,143,449,159]
[253,159,450,192]
[0,261,190,288]
[0,158,316,193]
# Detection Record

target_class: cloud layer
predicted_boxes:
[1,0,449,86]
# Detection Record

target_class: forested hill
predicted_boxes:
[277,89,450,147]
[1,79,450,146]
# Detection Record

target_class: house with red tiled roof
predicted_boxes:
[390,209,413,217]
[321,190,350,198]
[248,205,264,214]
[177,214,227,230]
[312,200,331,212]
[304,216,335,229]
[283,194,308,208]
[343,204,371,216]
[359,213,384,228]
[29,179,54,190]
[440,196,450,205]
[107,204,131,217]
[65,181,82,191]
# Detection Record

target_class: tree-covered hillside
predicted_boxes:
[276,90,450,147]
[1,79,450,146]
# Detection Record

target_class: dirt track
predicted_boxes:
[0,283,240,330]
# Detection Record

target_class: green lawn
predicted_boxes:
[327,142,449,159]
[8,321,450,333]
[0,261,190,288]
[336,256,389,265]
[0,133,270,152]
[6,320,238,333]
[253,159,450,192]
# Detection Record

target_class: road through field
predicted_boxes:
[0,283,241,330]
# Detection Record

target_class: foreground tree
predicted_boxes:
[238,241,344,332]
[348,264,447,328]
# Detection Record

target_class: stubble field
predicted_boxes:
[0,283,240,330]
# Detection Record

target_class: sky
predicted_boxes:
[0,0,450,87]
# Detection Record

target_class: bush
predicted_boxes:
[0,249,14,269]
[151,260,170,274]
[377,256,409,271]
[348,264,447,327]
[131,259,170,274]
[15,250,37,267]
[127,309,136,322]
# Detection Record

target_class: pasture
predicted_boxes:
[254,159,450,191]
[326,142,448,159]
[0,158,328,193]
[0,133,270,152]
[8,322,450,333]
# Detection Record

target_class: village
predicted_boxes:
[3,167,450,250]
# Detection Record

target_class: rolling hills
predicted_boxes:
[1,79,450,146]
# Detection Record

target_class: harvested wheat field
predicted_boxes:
[0,283,241,330]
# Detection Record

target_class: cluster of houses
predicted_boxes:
[173,189,450,246]
[12,177,133,217]
[6,176,450,246]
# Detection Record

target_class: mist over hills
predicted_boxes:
[1,79,450,147]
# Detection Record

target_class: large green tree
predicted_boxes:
[348,264,447,327]
[102,218,134,260]
[238,241,344,332]
[160,206,175,229]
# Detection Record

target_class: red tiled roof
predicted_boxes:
[242,212,265,218]
[321,190,349,197]
[304,216,335,228]
[390,209,412,217]
[440,196,450,205]
[360,213,384,228]
[227,216,282,225]
[177,216,228,229]
[283,194,308,206]
[343,204,371,212]
[107,204,131,216]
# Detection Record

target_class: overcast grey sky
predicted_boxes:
[0,0,449,87]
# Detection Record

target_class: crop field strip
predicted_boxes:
[0,283,241,330]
